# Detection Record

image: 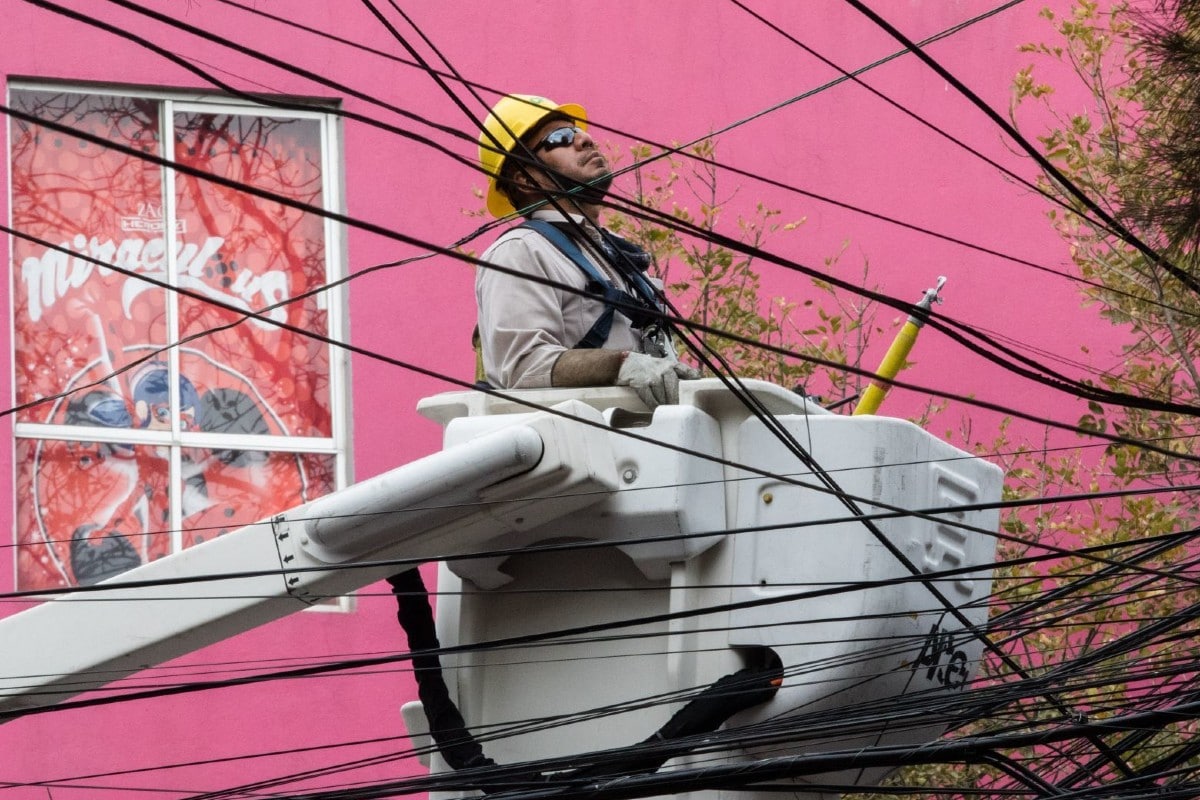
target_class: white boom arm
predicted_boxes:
[0,400,618,716]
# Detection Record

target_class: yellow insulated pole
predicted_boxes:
[853,276,946,416]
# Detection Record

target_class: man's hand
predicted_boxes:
[617,352,700,408]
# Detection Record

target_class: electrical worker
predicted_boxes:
[381,95,781,788]
[474,94,699,408]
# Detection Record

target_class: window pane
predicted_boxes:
[16,439,171,591]
[16,441,337,591]
[173,113,332,438]
[178,450,336,549]
[10,90,167,425]
[11,91,344,597]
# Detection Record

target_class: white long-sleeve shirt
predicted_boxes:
[475,210,655,389]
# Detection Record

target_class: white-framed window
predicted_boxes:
[8,84,350,595]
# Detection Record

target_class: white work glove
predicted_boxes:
[617,352,700,408]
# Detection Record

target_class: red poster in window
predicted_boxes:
[11,93,336,591]
[172,112,333,439]
[16,436,335,589]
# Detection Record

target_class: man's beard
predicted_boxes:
[560,170,613,205]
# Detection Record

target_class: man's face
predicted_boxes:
[525,117,613,202]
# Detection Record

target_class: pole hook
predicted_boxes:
[915,275,947,315]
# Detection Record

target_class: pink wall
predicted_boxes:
[1,1,1112,796]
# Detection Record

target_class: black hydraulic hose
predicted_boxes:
[388,569,495,771]
[388,569,783,790]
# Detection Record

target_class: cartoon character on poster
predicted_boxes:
[23,352,314,589]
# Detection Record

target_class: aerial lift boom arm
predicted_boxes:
[0,400,617,717]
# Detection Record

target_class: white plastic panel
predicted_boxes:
[444,402,726,588]
[720,413,1001,787]
[445,548,673,768]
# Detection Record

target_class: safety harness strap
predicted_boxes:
[520,219,660,349]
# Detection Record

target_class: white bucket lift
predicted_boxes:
[0,379,1001,799]
[408,379,1002,799]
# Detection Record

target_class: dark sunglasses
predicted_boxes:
[533,125,582,153]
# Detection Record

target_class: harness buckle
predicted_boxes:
[640,324,671,358]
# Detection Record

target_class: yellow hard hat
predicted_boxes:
[478,94,587,218]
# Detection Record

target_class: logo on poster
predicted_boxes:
[20,231,291,330]
[120,201,186,234]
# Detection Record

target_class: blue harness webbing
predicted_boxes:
[520,219,662,349]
